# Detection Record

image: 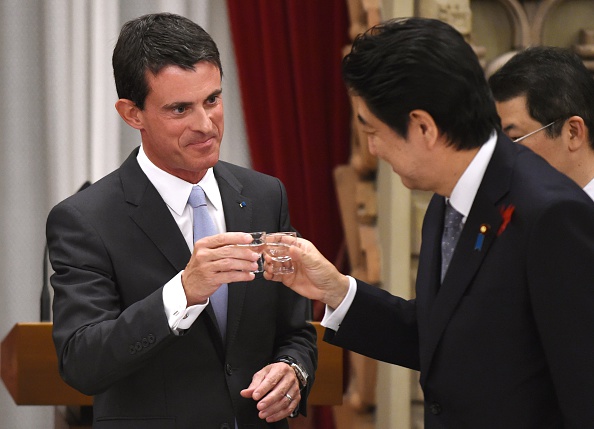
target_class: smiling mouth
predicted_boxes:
[188,136,216,147]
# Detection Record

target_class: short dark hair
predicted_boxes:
[342,17,499,150]
[489,46,594,149]
[112,13,222,109]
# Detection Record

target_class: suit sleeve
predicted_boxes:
[47,202,175,395]
[527,198,594,426]
[324,280,420,371]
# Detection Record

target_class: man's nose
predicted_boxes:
[190,108,214,132]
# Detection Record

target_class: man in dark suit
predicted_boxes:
[266,18,594,428]
[46,13,316,429]
[488,46,594,200]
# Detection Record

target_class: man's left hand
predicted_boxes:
[240,362,300,422]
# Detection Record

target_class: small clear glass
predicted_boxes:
[265,232,297,274]
[233,231,266,273]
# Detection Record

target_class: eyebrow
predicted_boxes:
[162,89,223,110]
[162,101,193,110]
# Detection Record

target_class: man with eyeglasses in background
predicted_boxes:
[489,46,594,200]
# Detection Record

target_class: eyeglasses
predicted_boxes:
[512,121,556,143]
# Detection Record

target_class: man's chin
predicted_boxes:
[197,149,221,168]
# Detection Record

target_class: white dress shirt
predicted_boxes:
[136,145,227,332]
[322,132,498,331]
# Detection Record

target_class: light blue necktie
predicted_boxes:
[188,185,227,341]
[441,202,464,282]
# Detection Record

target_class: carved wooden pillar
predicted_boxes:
[574,29,594,73]
[333,1,382,427]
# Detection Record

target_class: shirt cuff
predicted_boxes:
[163,271,208,334]
[320,275,357,331]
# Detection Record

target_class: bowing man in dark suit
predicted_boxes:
[46,13,316,429]
[266,18,594,428]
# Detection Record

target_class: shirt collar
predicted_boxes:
[583,176,594,202]
[448,131,498,220]
[136,145,223,216]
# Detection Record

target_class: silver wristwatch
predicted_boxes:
[276,355,308,389]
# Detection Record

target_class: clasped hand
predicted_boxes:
[240,362,300,422]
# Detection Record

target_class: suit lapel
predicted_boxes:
[416,195,445,321]
[213,162,253,350]
[120,150,190,273]
[418,134,515,386]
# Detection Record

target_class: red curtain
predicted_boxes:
[227,2,351,427]
[226,0,351,267]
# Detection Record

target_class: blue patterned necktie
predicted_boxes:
[441,202,464,282]
[188,185,227,341]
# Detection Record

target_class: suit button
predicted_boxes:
[134,342,142,352]
[225,363,233,375]
[220,424,231,429]
[429,402,442,415]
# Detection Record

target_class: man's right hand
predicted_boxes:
[182,232,259,306]
[264,237,350,309]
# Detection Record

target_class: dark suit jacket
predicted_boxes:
[326,134,594,428]
[47,149,317,429]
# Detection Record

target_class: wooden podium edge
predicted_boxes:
[1,322,92,406]
[1,321,342,406]
[309,321,344,406]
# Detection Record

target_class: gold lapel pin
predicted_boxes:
[474,224,490,251]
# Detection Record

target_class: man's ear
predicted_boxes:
[115,99,143,130]
[566,116,587,152]
[409,109,438,146]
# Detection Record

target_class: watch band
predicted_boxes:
[276,355,308,389]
